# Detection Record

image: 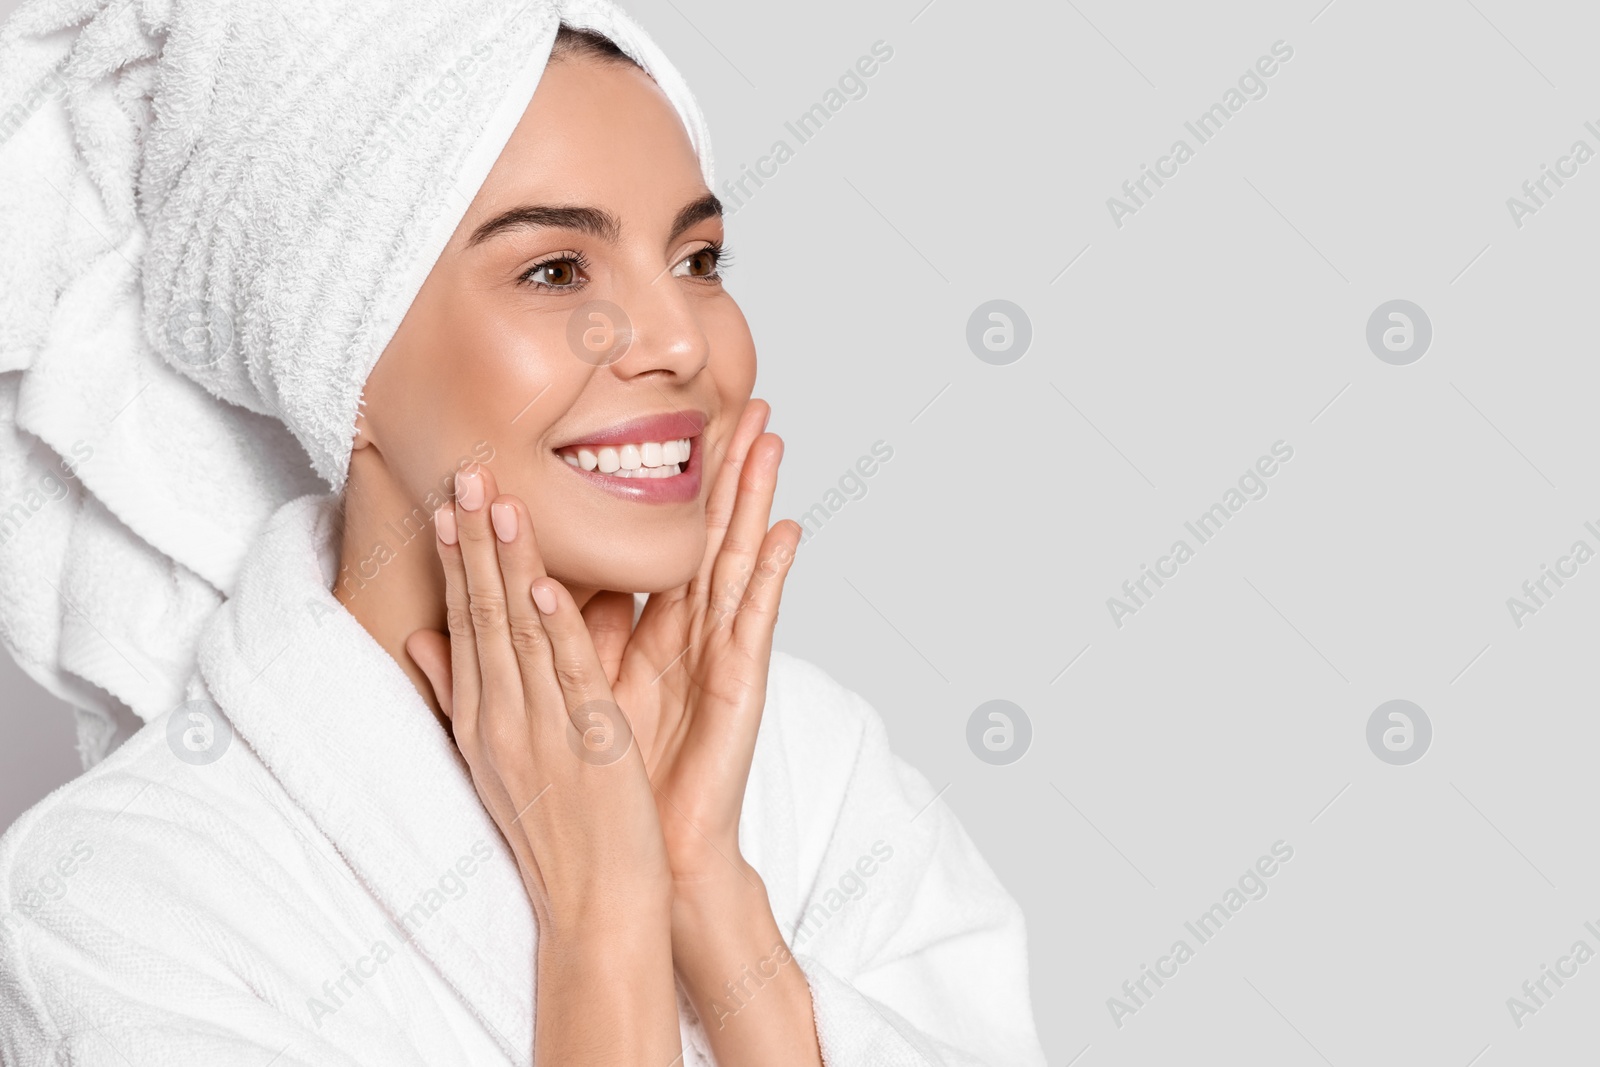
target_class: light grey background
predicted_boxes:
[6,0,1599,1063]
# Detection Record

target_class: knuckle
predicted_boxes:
[445,605,475,641]
[708,586,743,622]
[553,657,592,694]
[507,616,550,657]
[467,596,508,631]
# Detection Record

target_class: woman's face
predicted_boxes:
[354,52,755,593]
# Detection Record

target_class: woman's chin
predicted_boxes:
[551,551,704,597]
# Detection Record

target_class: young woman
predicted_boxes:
[0,3,1046,1063]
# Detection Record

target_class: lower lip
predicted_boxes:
[554,438,704,504]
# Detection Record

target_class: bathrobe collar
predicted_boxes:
[195,493,538,1062]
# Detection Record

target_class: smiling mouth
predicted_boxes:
[555,437,693,479]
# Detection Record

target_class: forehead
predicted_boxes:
[468,57,706,224]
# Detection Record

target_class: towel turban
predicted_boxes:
[0,0,715,766]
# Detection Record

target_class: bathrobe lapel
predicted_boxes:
[195,494,539,1062]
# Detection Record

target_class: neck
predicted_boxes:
[332,453,597,721]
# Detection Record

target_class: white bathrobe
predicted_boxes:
[0,493,1047,1065]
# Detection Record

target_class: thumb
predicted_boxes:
[404,629,454,720]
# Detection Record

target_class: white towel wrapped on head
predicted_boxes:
[0,0,714,767]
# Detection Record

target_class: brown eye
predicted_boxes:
[683,250,717,277]
[672,244,729,281]
[524,258,581,287]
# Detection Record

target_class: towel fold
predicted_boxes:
[0,0,714,767]
[0,492,1049,1065]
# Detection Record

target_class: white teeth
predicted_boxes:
[607,464,679,479]
[559,436,692,478]
[662,438,690,465]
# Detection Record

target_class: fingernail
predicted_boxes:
[491,502,517,543]
[435,506,457,545]
[455,469,484,511]
[531,580,557,615]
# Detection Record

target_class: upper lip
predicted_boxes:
[552,410,708,450]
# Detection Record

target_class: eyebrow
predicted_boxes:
[466,193,723,249]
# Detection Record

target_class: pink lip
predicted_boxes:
[552,410,708,505]
[553,410,707,450]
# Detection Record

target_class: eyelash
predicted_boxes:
[518,241,733,291]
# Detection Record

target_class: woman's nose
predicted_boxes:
[587,270,710,381]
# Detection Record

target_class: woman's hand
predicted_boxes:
[580,398,821,1063]
[404,464,681,1062]
[582,398,803,890]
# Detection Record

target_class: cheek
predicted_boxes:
[706,302,758,400]
[399,304,587,480]
[444,310,575,428]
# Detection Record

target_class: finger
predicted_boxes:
[707,433,784,630]
[404,629,455,720]
[453,464,524,712]
[580,590,635,685]
[486,492,561,708]
[433,500,484,745]
[530,576,631,764]
[733,519,803,652]
[698,399,770,587]
[637,402,769,638]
